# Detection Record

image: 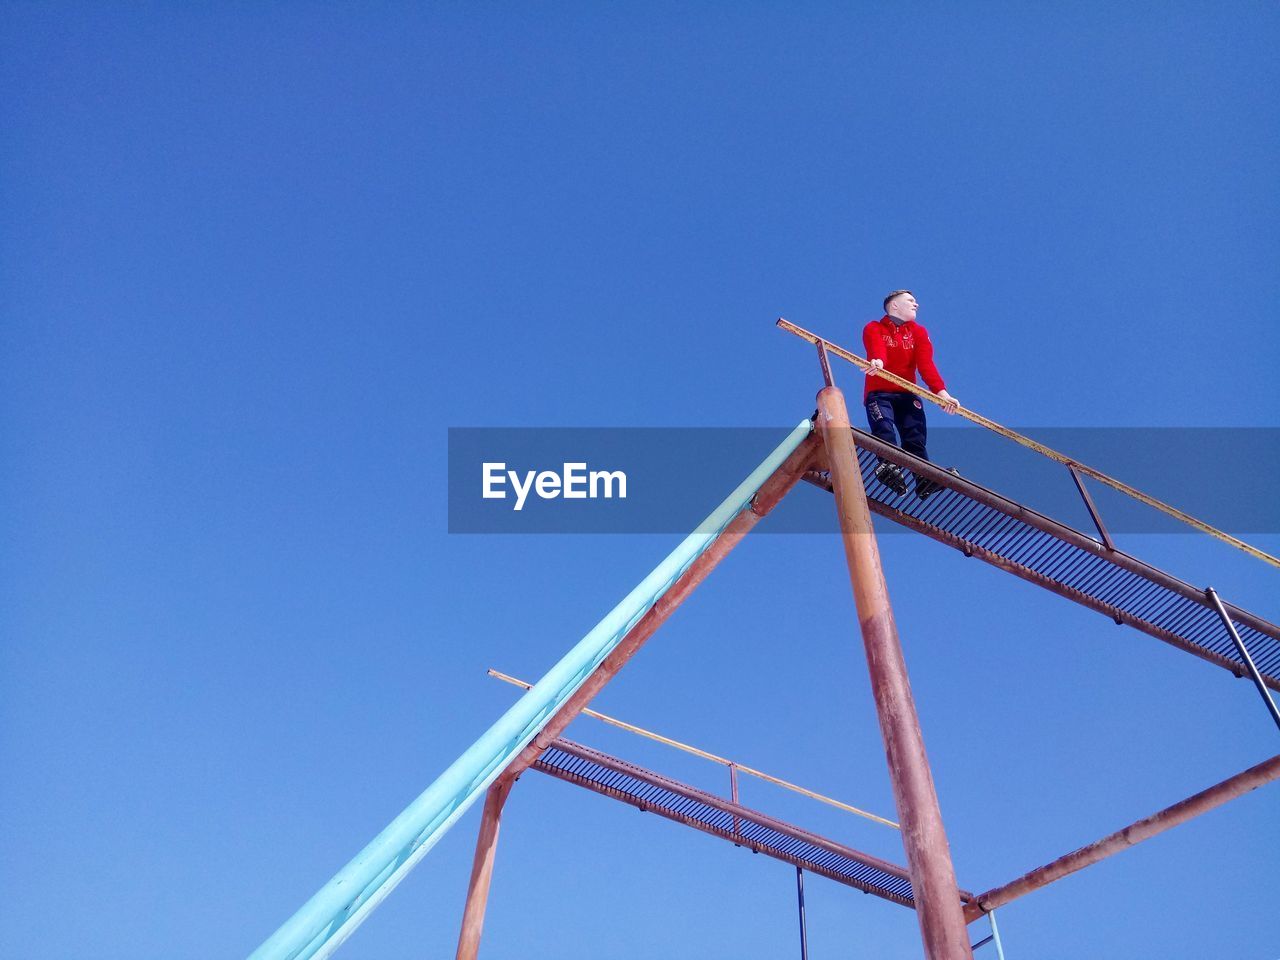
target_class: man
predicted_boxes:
[862,289,960,499]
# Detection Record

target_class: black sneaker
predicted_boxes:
[914,476,939,501]
[874,462,908,496]
[915,467,960,501]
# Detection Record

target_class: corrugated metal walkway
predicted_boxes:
[806,428,1280,690]
[532,738,966,910]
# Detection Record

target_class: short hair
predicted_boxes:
[883,289,914,312]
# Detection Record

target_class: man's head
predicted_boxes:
[883,289,918,322]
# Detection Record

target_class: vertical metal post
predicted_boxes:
[988,910,1006,960]
[816,340,835,388]
[1206,587,1280,732]
[1067,466,1115,551]
[729,762,741,839]
[455,778,514,960]
[795,867,809,960]
[815,385,973,960]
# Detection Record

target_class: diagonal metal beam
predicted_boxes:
[452,432,821,959]
[1206,588,1280,732]
[964,752,1280,921]
[498,431,821,786]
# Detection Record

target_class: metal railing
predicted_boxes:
[778,317,1280,569]
[533,738,923,908]
[488,668,899,827]
[803,431,1280,691]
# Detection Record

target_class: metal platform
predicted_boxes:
[531,737,979,910]
[805,429,1280,690]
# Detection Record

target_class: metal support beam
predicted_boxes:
[1206,587,1280,732]
[729,762,741,840]
[801,430,1280,691]
[965,752,1280,920]
[448,434,819,959]
[449,435,819,960]
[1068,466,1115,551]
[497,434,820,787]
[533,737,941,908]
[815,385,974,960]
[988,911,1006,960]
[796,867,809,960]
[816,341,835,388]
[830,426,1279,646]
[455,778,514,960]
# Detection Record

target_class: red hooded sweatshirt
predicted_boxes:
[862,316,946,401]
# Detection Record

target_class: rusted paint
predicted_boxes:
[533,738,958,909]
[816,340,835,388]
[454,778,514,960]
[965,752,1280,922]
[859,499,1255,681]
[801,443,1280,689]
[843,427,1280,650]
[496,434,820,786]
[452,434,818,959]
[816,386,975,960]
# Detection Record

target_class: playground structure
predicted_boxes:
[249,321,1280,960]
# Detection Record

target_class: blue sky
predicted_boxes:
[2,4,1278,958]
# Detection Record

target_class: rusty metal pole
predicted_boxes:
[500,433,820,784]
[965,751,1280,921]
[455,777,515,960]
[452,434,820,960]
[815,385,973,960]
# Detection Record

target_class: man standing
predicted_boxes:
[862,289,960,499]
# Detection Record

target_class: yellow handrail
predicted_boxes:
[488,668,899,829]
[777,317,1280,570]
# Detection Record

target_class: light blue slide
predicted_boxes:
[250,420,812,960]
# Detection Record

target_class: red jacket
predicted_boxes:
[862,316,946,401]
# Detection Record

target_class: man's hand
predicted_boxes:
[868,358,884,372]
[937,389,960,414]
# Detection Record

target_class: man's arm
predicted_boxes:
[916,326,960,413]
[862,321,888,376]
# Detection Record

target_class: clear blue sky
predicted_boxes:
[3,4,1277,959]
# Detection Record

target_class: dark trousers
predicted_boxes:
[865,391,929,462]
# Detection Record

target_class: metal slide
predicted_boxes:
[249,421,814,960]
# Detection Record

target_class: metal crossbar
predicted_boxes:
[532,738,953,909]
[806,429,1280,691]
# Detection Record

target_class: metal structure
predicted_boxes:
[531,738,929,908]
[815,382,974,957]
[250,323,1280,960]
[802,430,1280,689]
[489,667,899,827]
